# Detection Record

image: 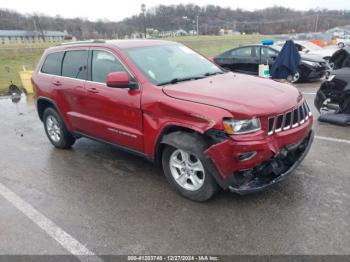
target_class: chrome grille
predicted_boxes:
[275,114,283,132]
[292,108,299,127]
[284,111,291,130]
[267,100,312,135]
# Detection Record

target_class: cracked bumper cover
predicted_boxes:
[204,120,314,194]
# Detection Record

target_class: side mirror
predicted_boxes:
[106,71,137,89]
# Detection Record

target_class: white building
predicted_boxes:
[0,30,71,44]
[159,29,188,37]
[218,29,241,36]
[326,25,350,37]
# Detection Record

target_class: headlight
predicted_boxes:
[302,60,319,67]
[223,118,261,135]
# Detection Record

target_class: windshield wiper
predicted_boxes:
[203,71,224,77]
[157,76,205,86]
[157,71,224,86]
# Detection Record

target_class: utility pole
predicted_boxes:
[141,4,147,38]
[182,16,189,33]
[196,15,199,35]
[314,14,319,32]
[233,20,237,31]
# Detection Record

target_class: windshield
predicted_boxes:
[277,41,322,51]
[125,44,223,85]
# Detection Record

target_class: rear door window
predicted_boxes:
[91,50,128,83]
[218,49,235,59]
[62,50,88,80]
[231,47,255,57]
[41,52,64,76]
[261,47,279,58]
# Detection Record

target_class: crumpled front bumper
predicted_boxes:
[204,119,314,193]
[228,130,314,194]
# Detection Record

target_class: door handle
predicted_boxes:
[52,81,62,86]
[87,87,99,94]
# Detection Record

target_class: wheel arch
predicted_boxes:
[154,125,204,166]
[36,97,60,121]
[153,124,227,166]
[155,127,228,190]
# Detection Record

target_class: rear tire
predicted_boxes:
[161,132,219,201]
[291,70,301,83]
[43,107,75,149]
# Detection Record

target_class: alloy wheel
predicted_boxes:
[291,71,300,83]
[46,115,62,143]
[169,149,205,191]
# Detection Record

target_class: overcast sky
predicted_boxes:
[0,0,349,22]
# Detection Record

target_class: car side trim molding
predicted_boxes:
[73,131,153,162]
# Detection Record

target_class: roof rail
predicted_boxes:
[58,39,106,46]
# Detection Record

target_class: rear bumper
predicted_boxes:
[314,89,326,112]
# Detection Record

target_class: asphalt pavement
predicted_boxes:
[0,82,349,257]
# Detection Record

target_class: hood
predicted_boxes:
[300,53,325,62]
[332,68,350,78]
[331,67,350,77]
[304,49,335,58]
[162,72,302,118]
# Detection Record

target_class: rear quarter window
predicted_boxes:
[41,52,64,75]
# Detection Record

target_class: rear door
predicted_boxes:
[215,49,236,70]
[217,46,259,74]
[57,49,89,131]
[233,46,260,74]
[81,49,143,151]
[39,51,65,97]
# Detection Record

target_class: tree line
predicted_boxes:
[1,5,350,39]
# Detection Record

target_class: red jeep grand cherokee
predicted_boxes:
[32,40,314,201]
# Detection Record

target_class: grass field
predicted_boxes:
[0,43,55,94]
[164,34,266,56]
[0,35,267,93]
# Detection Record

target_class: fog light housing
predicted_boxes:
[236,151,257,161]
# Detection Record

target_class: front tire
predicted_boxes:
[161,132,219,201]
[338,42,345,49]
[43,107,76,149]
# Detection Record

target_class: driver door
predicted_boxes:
[80,49,143,152]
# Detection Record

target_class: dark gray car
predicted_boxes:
[214,44,328,83]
